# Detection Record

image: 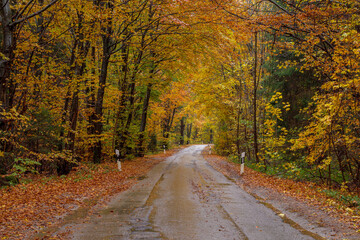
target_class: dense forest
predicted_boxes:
[0,0,360,192]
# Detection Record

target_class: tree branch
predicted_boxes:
[9,0,59,27]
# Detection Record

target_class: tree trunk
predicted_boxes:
[163,108,176,139]
[117,39,145,159]
[180,117,185,145]
[0,0,16,164]
[86,46,96,136]
[114,43,130,150]
[0,0,15,113]
[137,83,152,156]
[66,33,91,154]
[93,32,112,164]
[236,109,241,158]
[253,31,260,163]
[186,123,192,144]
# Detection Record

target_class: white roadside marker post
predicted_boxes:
[115,149,121,171]
[209,145,212,155]
[240,152,245,175]
[163,145,166,154]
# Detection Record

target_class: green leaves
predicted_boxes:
[11,158,41,178]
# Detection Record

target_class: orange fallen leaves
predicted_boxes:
[0,149,179,239]
[204,152,360,232]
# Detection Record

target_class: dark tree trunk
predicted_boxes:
[236,109,241,158]
[93,31,112,164]
[0,0,16,165]
[186,123,192,144]
[180,117,185,145]
[137,83,152,156]
[117,37,145,159]
[0,0,58,115]
[86,46,96,136]
[253,31,260,163]
[0,0,15,113]
[59,37,79,151]
[65,30,91,154]
[66,91,79,153]
[163,108,176,139]
[117,78,136,159]
[114,43,130,149]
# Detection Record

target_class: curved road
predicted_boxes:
[70,145,318,240]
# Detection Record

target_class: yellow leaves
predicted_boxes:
[353,48,360,55]
[261,92,289,162]
[265,92,289,122]
[282,162,301,176]
[326,198,337,206]
[270,91,282,102]
[320,115,332,126]
[277,60,297,70]
[283,103,290,112]
[317,156,332,170]
[0,52,9,61]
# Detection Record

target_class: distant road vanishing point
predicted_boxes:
[70,145,321,240]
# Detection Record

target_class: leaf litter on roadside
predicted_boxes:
[203,151,360,234]
[0,149,181,239]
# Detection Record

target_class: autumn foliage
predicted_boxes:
[0,150,177,239]
[1,0,360,234]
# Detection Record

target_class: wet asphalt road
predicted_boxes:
[70,145,317,240]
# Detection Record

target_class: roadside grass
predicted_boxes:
[227,153,360,214]
[243,161,360,214]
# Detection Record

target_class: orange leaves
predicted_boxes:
[204,152,360,232]
[0,152,171,239]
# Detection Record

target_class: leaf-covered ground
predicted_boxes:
[203,150,360,239]
[0,149,181,240]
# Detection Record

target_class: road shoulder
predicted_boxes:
[202,149,360,240]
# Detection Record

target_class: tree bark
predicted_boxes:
[117,35,146,159]
[86,46,96,136]
[186,123,192,144]
[66,14,91,154]
[0,0,16,113]
[253,31,260,163]
[180,117,185,145]
[137,83,153,156]
[114,43,130,149]
[93,28,112,164]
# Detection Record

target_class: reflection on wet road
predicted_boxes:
[70,145,317,240]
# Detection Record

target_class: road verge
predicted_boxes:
[202,147,360,239]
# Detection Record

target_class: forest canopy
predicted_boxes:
[0,0,360,191]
